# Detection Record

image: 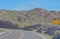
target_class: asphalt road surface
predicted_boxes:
[0,29,46,39]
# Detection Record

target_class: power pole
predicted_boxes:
[42,10,44,34]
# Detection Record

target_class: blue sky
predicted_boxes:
[0,0,60,11]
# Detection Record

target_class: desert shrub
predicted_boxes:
[0,20,19,29]
[45,26,57,35]
[17,16,25,22]
[53,33,60,39]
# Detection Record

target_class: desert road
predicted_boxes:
[0,29,46,39]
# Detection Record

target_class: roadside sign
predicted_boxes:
[53,18,59,25]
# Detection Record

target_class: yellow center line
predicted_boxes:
[18,32,24,39]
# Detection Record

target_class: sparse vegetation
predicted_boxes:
[0,20,19,29]
[0,8,60,39]
[0,8,60,28]
[0,28,6,32]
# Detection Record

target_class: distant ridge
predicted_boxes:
[0,8,60,28]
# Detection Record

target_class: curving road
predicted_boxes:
[0,29,47,39]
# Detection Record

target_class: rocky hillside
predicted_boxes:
[0,8,60,28]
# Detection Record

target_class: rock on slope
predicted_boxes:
[0,8,60,28]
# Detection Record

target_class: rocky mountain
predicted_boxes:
[0,8,60,28]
